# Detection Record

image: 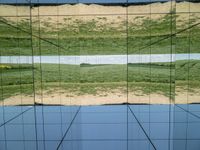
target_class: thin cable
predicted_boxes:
[78,0,82,148]
[175,104,200,120]
[36,1,46,149]
[185,2,191,150]
[0,107,33,128]
[56,1,64,150]
[16,1,26,149]
[56,106,81,150]
[168,1,174,150]
[172,2,177,150]
[149,1,152,150]
[29,1,39,150]
[136,22,200,53]
[128,105,157,150]
[0,19,71,53]
[125,1,129,150]
[0,13,8,149]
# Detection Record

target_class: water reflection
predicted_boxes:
[0,105,200,150]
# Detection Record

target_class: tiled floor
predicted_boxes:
[0,104,200,150]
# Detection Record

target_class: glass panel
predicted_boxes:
[128,1,175,149]
[174,1,200,150]
[79,15,127,105]
[128,14,151,104]
[0,0,200,149]
[0,5,34,114]
[188,14,200,104]
[0,1,38,149]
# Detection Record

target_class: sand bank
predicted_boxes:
[0,2,200,27]
[0,91,199,106]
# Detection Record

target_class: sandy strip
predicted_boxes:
[1,2,200,16]
[1,2,200,26]
[0,92,199,106]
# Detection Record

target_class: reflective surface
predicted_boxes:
[0,105,200,150]
[0,1,200,105]
[0,1,200,150]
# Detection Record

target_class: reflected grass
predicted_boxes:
[0,60,200,101]
[0,14,199,55]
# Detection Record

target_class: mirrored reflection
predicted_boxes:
[0,3,34,127]
[58,14,81,106]
[1,0,199,106]
[174,1,200,150]
[188,16,200,104]
[128,13,151,104]
[175,2,200,104]
[79,15,127,105]
[0,0,200,150]
[39,15,60,105]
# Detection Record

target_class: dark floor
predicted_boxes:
[0,104,200,150]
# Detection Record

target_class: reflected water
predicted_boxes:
[0,104,200,150]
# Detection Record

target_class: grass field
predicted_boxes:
[0,60,200,101]
[0,12,199,55]
[0,3,200,104]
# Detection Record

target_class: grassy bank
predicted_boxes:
[0,60,200,100]
[0,12,199,55]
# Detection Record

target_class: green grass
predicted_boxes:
[0,60,200,100]
[0,13,200,101]
[0,13,199,55]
